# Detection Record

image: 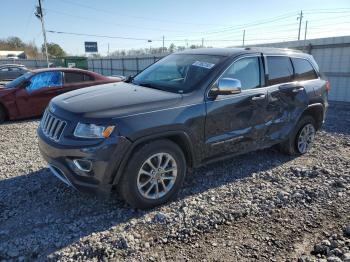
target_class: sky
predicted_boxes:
[1,0,350,56]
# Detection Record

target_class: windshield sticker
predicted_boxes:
[192,61,215,69]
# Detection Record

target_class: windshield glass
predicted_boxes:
[5,72,33,88]
[132,53,225,93]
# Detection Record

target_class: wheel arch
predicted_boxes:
[300,103,324,130]
[112,131,195,185]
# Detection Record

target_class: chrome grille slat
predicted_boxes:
[40,110,66,142]
[53,121,63,139]
[49,119,58,137]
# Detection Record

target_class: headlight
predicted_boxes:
[74,123,115,139]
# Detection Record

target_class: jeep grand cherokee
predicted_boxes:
[38,48,329,209]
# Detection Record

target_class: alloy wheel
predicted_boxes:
[136,152,178,200]
[297,123,315,153]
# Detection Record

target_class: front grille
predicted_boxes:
[41,110,66,141]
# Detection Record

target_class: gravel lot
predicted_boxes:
[0,103,349,261]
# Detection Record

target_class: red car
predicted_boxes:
[0,68,121,123]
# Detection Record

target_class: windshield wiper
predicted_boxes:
[136,82,165,91]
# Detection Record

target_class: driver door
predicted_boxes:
[204,55,270,160]
[15,71,63,117]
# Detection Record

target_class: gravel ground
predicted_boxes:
[0,103,349,261]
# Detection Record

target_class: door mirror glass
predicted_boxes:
[210,78,242,96]
[21,79,31,88]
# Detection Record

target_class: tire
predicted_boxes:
[279,115,316,155]
[0,106,6,124]
[118,139,187,209]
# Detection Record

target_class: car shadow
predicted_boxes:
[0,117,40,126]
[0,147,294,260]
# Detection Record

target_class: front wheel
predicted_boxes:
[279,115,317,155]
[0,106,6,124]
[118,139,187,209]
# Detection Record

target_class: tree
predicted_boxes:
[169,43,176,53]
[42,42,66,58]
[6,37,26,50]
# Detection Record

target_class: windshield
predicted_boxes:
[5,72,33,88]
[132,53,225,93]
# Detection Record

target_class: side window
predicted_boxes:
[291,58,318,81]
[84,74,94,81]
[64,72,85,83]
[267,56,293,85]
[27,72,62,92]
[0,68,9,72]
[221,57,260,90]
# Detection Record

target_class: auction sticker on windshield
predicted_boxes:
[192,61,215,69]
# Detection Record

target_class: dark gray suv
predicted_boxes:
[38,48,329,209]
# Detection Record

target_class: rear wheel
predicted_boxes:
[279,115,316,155]
[118,139,187,209]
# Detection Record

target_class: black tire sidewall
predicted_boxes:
[120,139,186,209]
[0,107,6,123]
[293,116,316,154]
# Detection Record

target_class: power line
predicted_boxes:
[59,0,232,26]
[46,9,192,33]
[46,30,296,43]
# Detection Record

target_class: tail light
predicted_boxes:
[325,80,331,93]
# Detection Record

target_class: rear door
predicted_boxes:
[204,54,270,159]
[0,67,11,80]
[263,55,309,144]
[15,71,63,117]
[8,67,24,79]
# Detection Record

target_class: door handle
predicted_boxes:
[251,94,266,101]
[292,87,304,93]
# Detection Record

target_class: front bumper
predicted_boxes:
[38,128,132,195]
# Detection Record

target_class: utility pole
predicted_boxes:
[297,10,303,41]
[148,40,152,54]
[201,38,204,47]
[35,0,49,67]
[242,29,246,47]
[162,35,165,53]
[107,43,110,57]
[304,21,308,49]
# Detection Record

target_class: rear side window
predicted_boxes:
[84,74,94,81]
[64,72,84,83]
[267,56,293,85]
[291,58,318,81]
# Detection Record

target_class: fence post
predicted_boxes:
[153,56,156,63]
[110,58,113,76]
[91,59,95,72]
[136,57,139,73]
[100,59,103,75]
[122,58,125,76]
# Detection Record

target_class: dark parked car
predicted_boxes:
[0,68,120,122]
[0,64,29,80]
[38,48,329,209]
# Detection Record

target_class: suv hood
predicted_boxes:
[52,82,183,118]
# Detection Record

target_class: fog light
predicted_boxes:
[73,159,92,172]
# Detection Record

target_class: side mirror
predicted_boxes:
[21,80,31,88]
[209,78,242,96]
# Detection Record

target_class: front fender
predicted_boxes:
[112,130,196,185]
